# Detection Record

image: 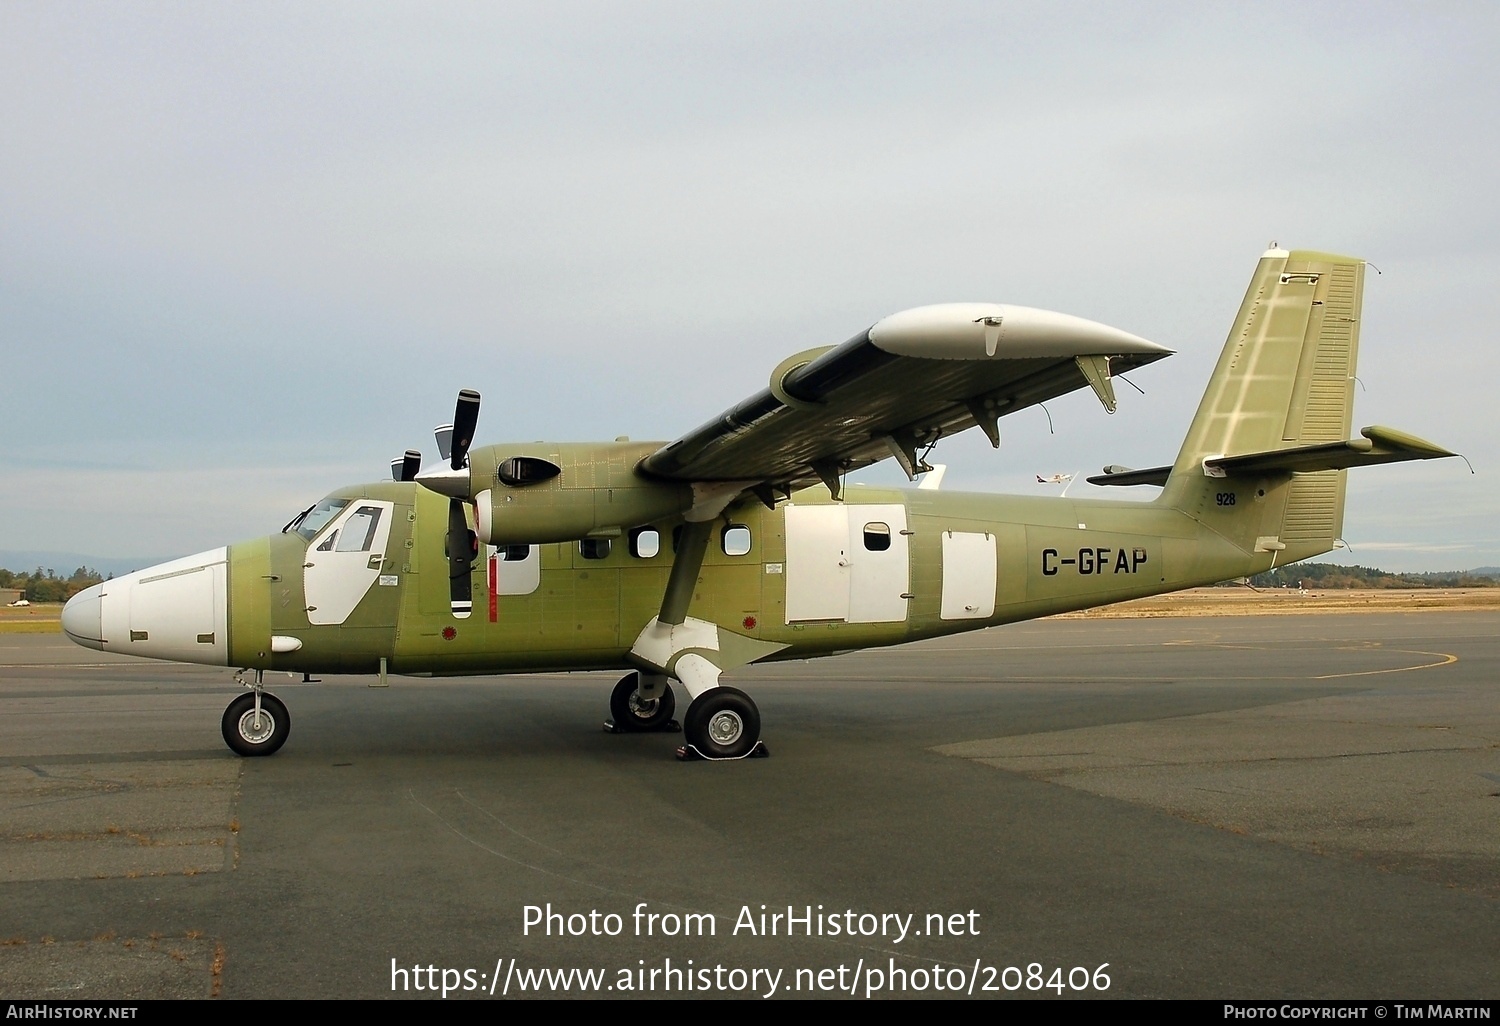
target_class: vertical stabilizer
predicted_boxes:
[1163,249,1365,562]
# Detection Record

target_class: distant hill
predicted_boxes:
[1249,561,1500,589]
[0,551,175,579]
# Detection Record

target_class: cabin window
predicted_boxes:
[316,530,339,552]
[630,528,660,559]
[722,524,752,557]
[579,538,612,560]
[335,507,383,552]
[863,522,892,552]
[500,544,531,562]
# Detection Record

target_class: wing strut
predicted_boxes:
[659,521,713,626]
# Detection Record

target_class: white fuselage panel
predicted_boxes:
[785,503,909,624]
[940,531,997,620]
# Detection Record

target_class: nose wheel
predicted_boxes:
[606,672,679,733]
[222,692,290,757]
[678,686,767,761]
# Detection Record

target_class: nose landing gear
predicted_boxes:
[223,670,291,756]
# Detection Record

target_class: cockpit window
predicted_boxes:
[291,499,350,541]
[335,507,383,552]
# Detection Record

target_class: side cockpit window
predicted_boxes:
[335,507,384,552]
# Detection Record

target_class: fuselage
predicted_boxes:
[61,477,1293,678]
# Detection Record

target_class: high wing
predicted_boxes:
[640,303,1171,497]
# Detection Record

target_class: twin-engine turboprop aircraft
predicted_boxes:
[61,248,1458,761]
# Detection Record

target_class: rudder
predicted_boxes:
[1163,248,1366,562]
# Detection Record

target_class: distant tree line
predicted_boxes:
[1248,562,1500,589]
[0,567,108,603]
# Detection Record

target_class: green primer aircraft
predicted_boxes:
[60,248,1457,761]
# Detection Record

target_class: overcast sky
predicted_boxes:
[2,2,1495,573]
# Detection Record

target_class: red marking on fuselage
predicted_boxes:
[488,555,498,623]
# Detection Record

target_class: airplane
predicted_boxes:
[1036,473,1074,484]
[59,247,1459,761]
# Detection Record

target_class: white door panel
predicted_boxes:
[785,503,910,624]
[846,505,909,623]
[941,531,996,620]
[784,504,850,622]
[304,500,395,625]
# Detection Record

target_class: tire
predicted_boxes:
[222,693,291,757]
[610,673,676,731]
[683,686,760,759]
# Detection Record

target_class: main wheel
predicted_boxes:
[222,693,291,757]
[609,673,676,731]
[683,686,760,759]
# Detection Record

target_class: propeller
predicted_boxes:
[449,388,480,470]
[390,449,422,483]
[415,390,483,619]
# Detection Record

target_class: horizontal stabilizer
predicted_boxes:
[1207,425,1456,476]
[1087,464,1171,487]
[1089,425,1456,487]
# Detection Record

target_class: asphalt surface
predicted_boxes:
[1,611,1497,1000]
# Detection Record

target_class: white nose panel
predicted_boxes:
[97,548,230,666]
[60,582,105,650]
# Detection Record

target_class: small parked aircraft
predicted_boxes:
[61,248,1457,760]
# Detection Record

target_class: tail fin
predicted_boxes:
[1161,248,1366,562]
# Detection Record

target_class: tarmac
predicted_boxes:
[1,610,1497,999]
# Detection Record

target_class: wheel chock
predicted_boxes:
[674,740,769,761]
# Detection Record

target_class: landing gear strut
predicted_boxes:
[678,686,766,761]
[605,672,678,733]
[223,669,291,757]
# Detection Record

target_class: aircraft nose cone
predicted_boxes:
[61,582,105,651]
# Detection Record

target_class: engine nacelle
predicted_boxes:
[469,441,692,545]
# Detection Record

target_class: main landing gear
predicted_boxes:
[604,672,768,760]
[679,685,766,761]
[223,670,291,757]
[616,518,768,761]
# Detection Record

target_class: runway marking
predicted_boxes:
[1312,650,1458,679]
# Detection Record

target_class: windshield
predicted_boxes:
[286,498,350,541]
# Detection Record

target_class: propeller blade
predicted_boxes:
[390,457,404,482]
[447,498,476,618]
[434,424,454,462]
[450,389,481,470]
[397,449,422,482]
